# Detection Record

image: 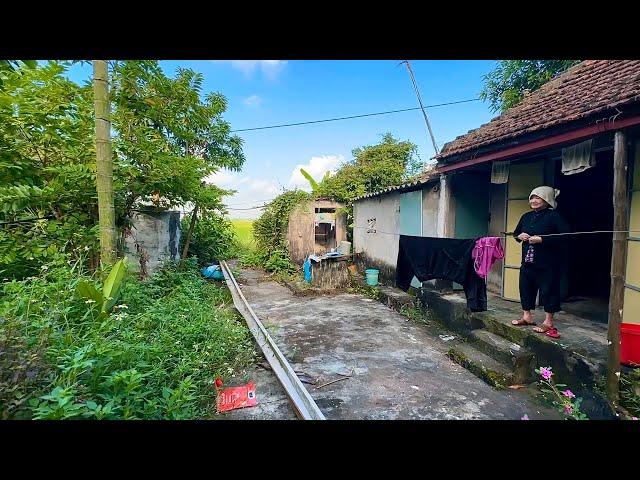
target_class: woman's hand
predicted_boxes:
[517,233,530,242]
[528,235,543,244]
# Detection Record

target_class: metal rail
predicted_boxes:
[219,261,326,420]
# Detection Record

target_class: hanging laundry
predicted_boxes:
[491,160,510,184]
[396,235,487,312]
[562,138,595,175]
[472,237,504,279]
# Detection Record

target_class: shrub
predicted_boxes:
[0,256,255,419]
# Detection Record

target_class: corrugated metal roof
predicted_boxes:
[353,175,438,201]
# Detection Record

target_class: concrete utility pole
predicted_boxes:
[401,60,439,156]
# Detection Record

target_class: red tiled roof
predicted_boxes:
[437,60,640,162]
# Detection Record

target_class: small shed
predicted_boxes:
[287,198,348,265]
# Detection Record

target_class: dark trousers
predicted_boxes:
[519,264,561,313]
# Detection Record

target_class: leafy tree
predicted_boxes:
[0,62,98,278]
[0,60,37,88]
[251,189,311,273]
[0,60,245,278]
[110,61,245,227]
[180,211,236,264]
[316,133,421,206]
[480,60,581,113]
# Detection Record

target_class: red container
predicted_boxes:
[621,323,640,367]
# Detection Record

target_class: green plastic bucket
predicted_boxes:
[365,268,379,286]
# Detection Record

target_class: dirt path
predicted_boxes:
[222,267,558,420]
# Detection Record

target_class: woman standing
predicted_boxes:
[511,186,569,338]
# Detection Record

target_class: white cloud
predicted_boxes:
[228,60,287,79]
[205,169,235,186]
[289,155,343,191]
[243,94,263,107]
[204,169,280,219]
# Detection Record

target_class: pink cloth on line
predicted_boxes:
[472,237,504,279]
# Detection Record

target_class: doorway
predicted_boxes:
[554,149,614,322]
[314,208,337,251]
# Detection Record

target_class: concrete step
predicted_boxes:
[467,330,536,384]
[446,342,516,389]
[474,311,531,346]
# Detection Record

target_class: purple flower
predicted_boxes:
[564,405,573,414]
[539,367,553,380]
[521,414,530,420]
[632,417,638,421]
[562,389,575,399]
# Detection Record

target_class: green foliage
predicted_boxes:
[111,61,245,222]
[0,61,99,279]
[299,168,319,191]
[76,257,128,314]
[316,133,420,206]
[315,133,421,239]
[534,366,588,420]
[0,257,255,419]
[298,168,333,193]
[249,190,311,274]
[620,371,640,417]
[180,212,237,264]
[480,60,581,113]
[0,60,244,280]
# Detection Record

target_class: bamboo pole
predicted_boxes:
[93,60,117,265]
[606,130,630,406]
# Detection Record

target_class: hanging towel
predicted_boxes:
[396,235,487,312]
[472,237,504,279]
[491,160,510,184]
[562,139,595,175]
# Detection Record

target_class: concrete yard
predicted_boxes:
[222,267,559,420]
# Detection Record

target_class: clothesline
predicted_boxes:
[500,230,640,237]
[353,225,640,238]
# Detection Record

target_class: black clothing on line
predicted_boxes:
[396,235,487,312]
[512,208,569,269]
[519,264,562,313]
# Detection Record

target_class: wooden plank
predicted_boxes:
[287,203,314,265]
[606,130,630,406]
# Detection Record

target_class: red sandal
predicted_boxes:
[534,324,560,338]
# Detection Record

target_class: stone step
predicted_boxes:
[446,342,516,389]
[467,329,536,384]
[474,311,531,346]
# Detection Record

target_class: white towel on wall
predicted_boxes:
[491,160,510,184]
[562,139,595,175]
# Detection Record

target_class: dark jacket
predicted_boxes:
[513,208,569,269]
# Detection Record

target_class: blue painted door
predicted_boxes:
[400,190,423,288]
[400,190,422,236]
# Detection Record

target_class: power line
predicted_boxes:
[225,198,273,206]
[226,205,267,211]
[230,98,480,133]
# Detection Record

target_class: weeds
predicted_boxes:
[0,257,256,419]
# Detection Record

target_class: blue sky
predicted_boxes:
[64,60,498,218]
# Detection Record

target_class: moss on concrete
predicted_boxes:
[446,347,509,390]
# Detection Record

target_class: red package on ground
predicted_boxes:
[216,382,257,413]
